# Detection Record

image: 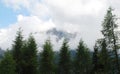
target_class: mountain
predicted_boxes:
[46,28,77,41]
[0,48,5,59]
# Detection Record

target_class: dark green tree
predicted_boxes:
[39,39,55,74]
[58,39,72,74]
[12,29,24,74]
[74,39,91,74]
[101,7,120,73]
[99,39,111,74]
[21,34,38,74]
[91,43,99,74]
[0,50,16,74]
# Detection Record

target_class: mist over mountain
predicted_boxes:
[46,28,77,41]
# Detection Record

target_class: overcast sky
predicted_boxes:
[0,0,120,51]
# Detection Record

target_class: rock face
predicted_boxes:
[47,28,77,41]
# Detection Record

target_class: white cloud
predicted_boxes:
[16,15,56,32]
[2,0,30,10]
[45,0,106,16]
[2,0,50,19]
[17,14,24,21]
[0,15,56,50]
[1,0,120,51]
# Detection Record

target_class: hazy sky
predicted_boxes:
[0,0,120,50]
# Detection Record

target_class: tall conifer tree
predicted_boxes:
[99,39,111,73]
[74,39,91,74]
[39,39,55,74]
[0,50,16,74]
[101,7,120,73]
[58,39,72,74]
[92,43,99,74]
[22,34,38,74]
[12,29,24,74]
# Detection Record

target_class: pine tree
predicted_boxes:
[58,39,72,74]
[74,39,91,74]
[99,39,111,74]
[101,7,120,73]
[21,34,38,74]
[39,39,55,74]
[92,43,99,74]
[12,29,24,74]
[0,50,16,74]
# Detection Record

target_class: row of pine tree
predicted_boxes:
[0,7,120,74]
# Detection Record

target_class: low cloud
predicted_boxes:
[1,0,120,51]
[0,15,55,50]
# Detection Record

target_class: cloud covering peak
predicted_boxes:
[0,0,120,50]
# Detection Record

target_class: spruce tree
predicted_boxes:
[99,39,111,73]
[58,39,72,74]
[101,7,120,73]
[74,39,91,74]
[12,29,24,74]
[21,34,38,74]
[0,50,16,74]
[92,43,99,74]
[39,40,55,74]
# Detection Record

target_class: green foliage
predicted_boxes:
[102,7,118,42]
[21,34,38,74]
[99,39,112,73]
[12,29,24,74]
[58,39,72,74]
[39,39,55,74]
[0,50,16,74]
[92,43,99,74]
[74,39,91,74]
[101,7,120,73]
